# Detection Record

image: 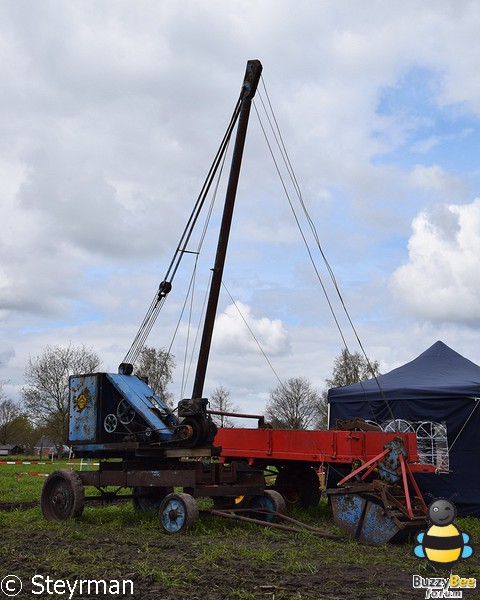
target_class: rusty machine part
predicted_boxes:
[334,417,382,432]
[327,437,430,544]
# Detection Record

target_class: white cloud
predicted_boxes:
[213,302,290,356]
[411,128,474,154]
[390,198,480,322]
[1,1,480,415]
[407,164,466,196]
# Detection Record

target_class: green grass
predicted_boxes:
[0,457,100,499]
[1,457,479,599]
[457,515,480,541]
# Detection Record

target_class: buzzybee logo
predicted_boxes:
[413,498,474,570]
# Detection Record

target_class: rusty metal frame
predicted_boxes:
[77,459,265,500]
[337,448,390,486]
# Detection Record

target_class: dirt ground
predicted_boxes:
[3,519,474,600]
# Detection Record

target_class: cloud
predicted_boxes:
[407,164,466,196]
[1,0,480,414]
[411,128,474,154]
[390,198,480,322]
[214,302,290,356]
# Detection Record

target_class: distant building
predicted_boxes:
[0,444,25,456]
[33,436,56,457]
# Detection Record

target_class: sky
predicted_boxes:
[1,0,480,418]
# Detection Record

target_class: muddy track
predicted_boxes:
[0,524,424,599]
[0,496,129,512]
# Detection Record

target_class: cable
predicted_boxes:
[181,270,212,400]
[255,78,396,426]
[448,398,480,451]
[221,281,284,388]
[122,94,243,367]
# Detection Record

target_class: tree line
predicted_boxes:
[0,343,380,453]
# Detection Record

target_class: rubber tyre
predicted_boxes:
[249,489,287,522]
[41,469,85,521]
[158,492,199,534]
[275,465,321,509]
[132,486,173,513]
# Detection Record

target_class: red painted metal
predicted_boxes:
[215,428,435,472]
[337,448,390,486]
[360,460,381,482]
[399,453,414,518]
[404,454,428,513]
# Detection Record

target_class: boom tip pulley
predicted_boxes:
[157,280,172,302]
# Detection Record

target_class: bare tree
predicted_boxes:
[22,343,101,446]
[136,346,175,405]
[316,348,381,428]
[209,386,240,427]
[265,377,321,430]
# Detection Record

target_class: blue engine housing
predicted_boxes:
[69,372,181,457]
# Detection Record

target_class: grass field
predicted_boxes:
[0,459,479,599]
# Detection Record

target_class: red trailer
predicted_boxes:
[215,424,437,543]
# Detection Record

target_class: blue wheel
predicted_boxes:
[249,490,286,522]
[158,493,199,534]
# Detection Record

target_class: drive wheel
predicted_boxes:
[249,490,286,522]
[41,469,85,521]
[133,486,173,513]
[275,464,321,509]
[159,493,199,534]
[180,417,208,448]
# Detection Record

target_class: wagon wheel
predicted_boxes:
[249,490,286,522]
[275,464,321,509]
[158,493,199,534]
[132,486,173,513]
[41,469,85,521]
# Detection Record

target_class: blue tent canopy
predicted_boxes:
[328,341,480,517]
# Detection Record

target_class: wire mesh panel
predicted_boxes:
[378,419,449,472]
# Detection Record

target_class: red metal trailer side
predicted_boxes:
[215,427,433,472]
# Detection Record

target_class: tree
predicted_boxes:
[136,346,175,405]
[209,386,240,427]
[325,348,380,389]
[265,377,321,430]
[22,344,101,446]
[0,414,34,451]
[0,398,22,443]
[316,348,381,428]
[0,380,35,451]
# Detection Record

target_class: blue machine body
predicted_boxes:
[330,493,402,544]
[69,372,180,457]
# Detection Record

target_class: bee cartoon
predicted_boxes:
[414,498,474,570]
